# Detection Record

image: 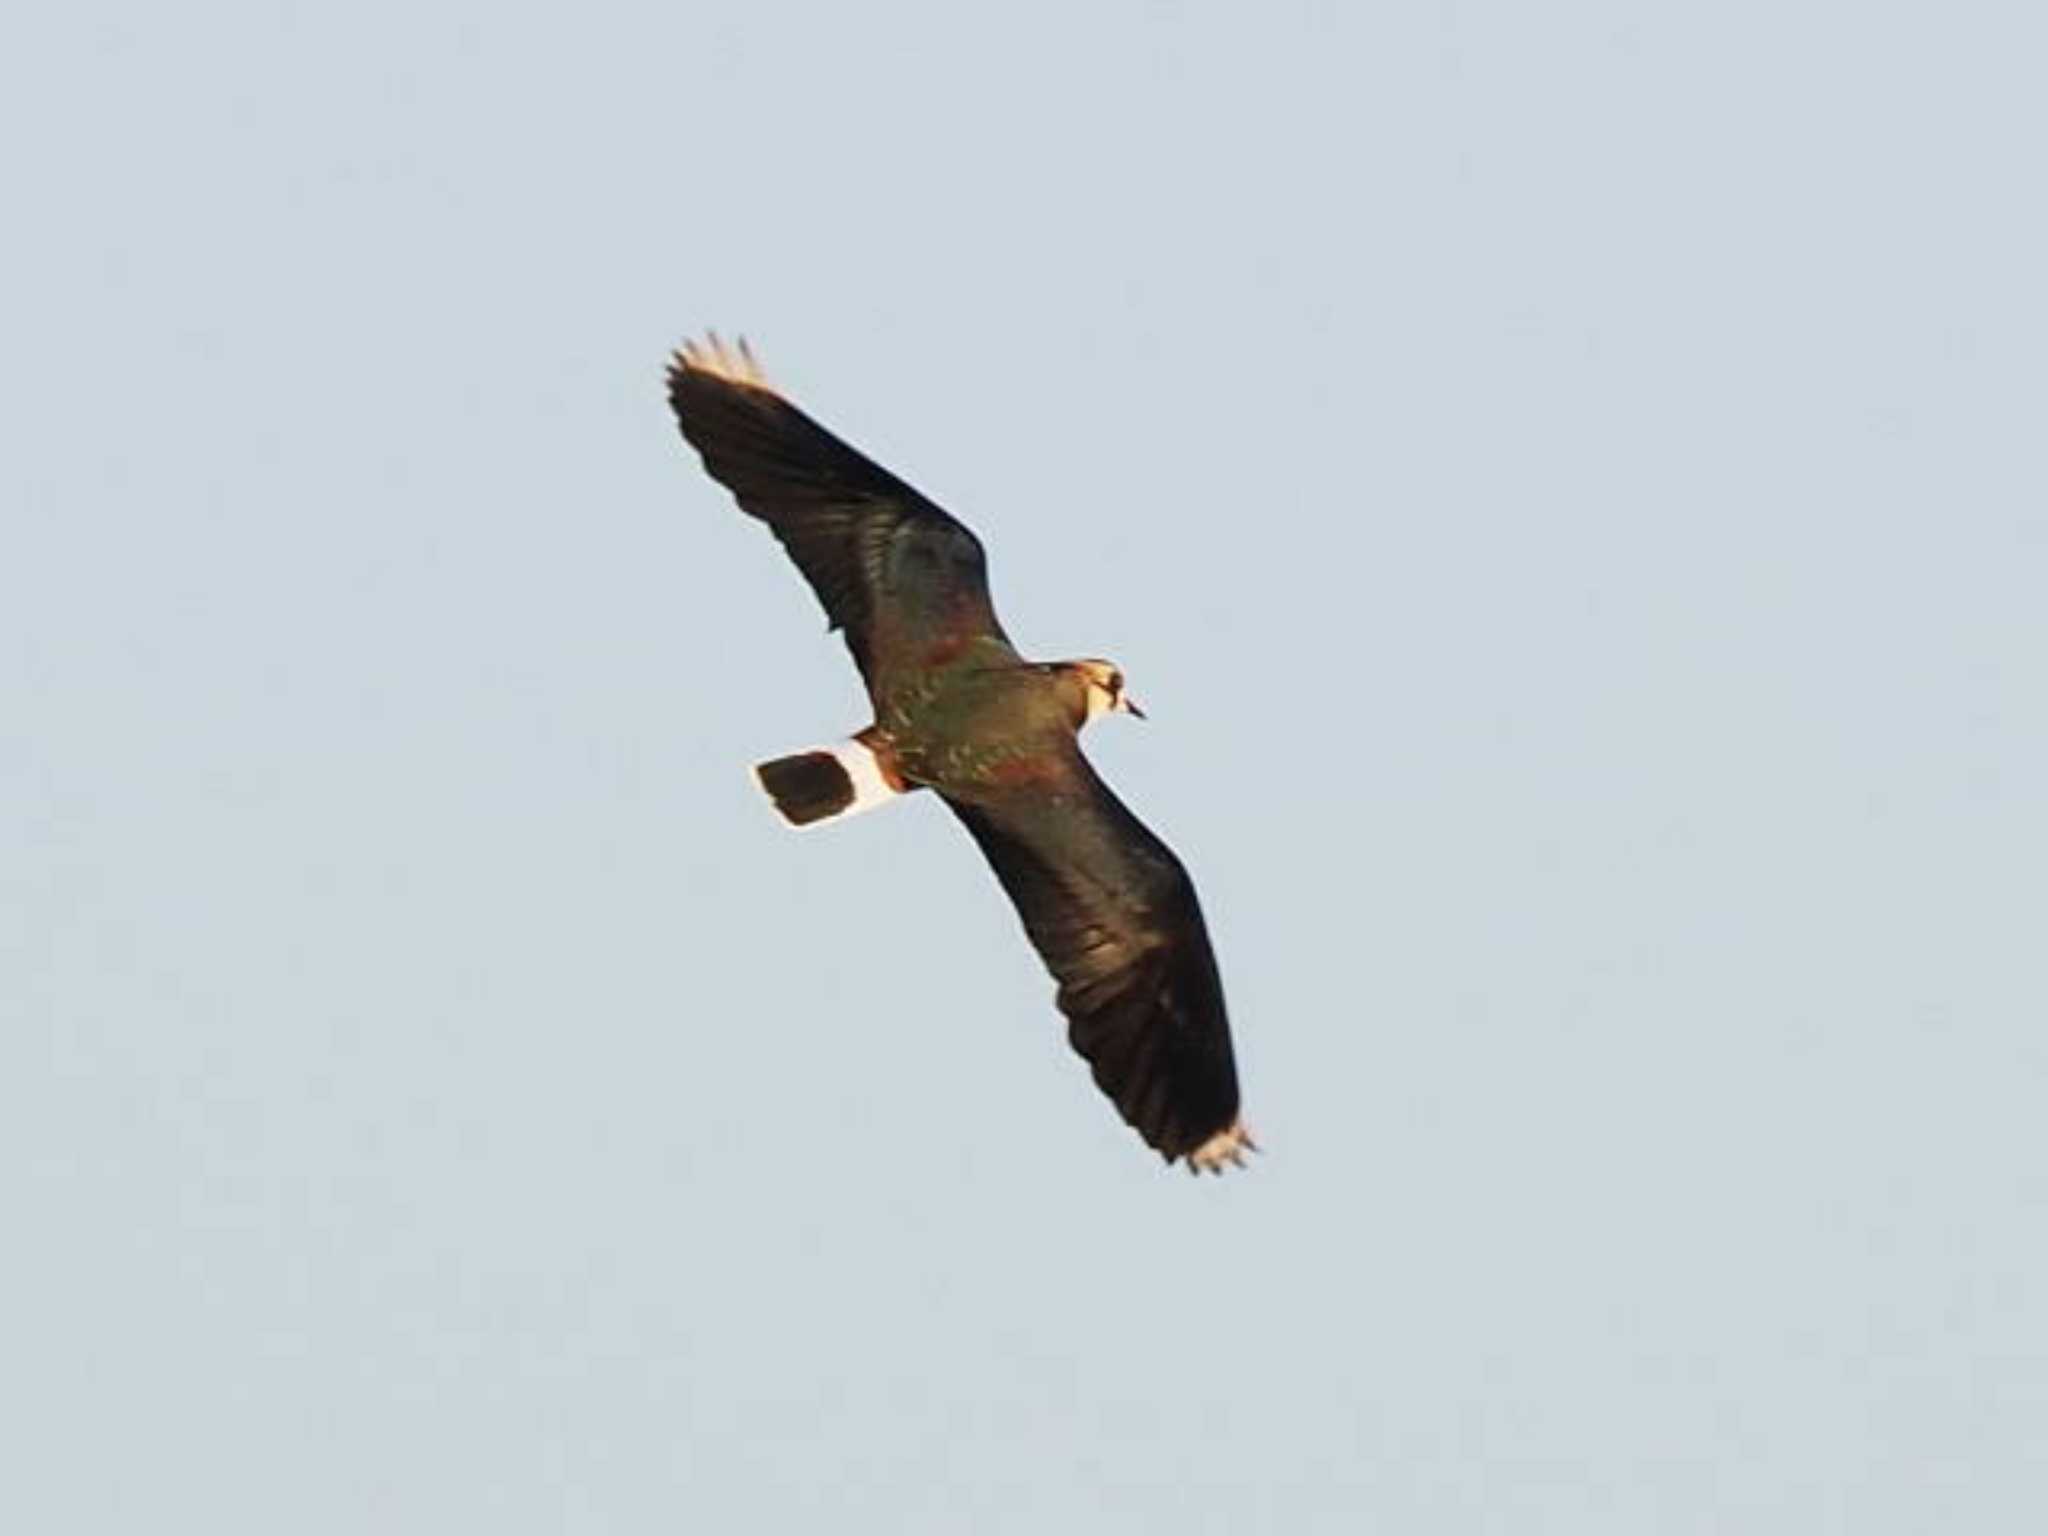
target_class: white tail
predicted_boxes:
[752,737,906,829]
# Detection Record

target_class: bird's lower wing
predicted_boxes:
[943,755,1245,1168]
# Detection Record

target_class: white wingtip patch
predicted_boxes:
[1185,1119,1259,1175]
[674,330,777,395]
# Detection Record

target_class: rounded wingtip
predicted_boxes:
[1182,1118,1259,1175]
[669,329,777,395]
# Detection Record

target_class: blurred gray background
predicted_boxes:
[6,3,2044,1530]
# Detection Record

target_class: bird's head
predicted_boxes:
[1067,658,1147,726]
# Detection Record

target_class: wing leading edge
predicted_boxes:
[666,338,1012,688]
[944,750,1247,1167]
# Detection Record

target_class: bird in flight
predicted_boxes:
[666,334,1254,1174]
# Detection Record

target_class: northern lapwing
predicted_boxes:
[666,335,1254,1174]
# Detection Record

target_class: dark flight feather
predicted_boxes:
[665,352,1011,688]
[944,751,1241,1163]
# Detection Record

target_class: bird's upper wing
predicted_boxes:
[666,337,1013,689]
[943,749,1246,1167]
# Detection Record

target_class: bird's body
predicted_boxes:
[878,661,1083,792]
[666,335,1253,1173]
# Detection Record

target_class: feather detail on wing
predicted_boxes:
[666,335,1013,688]
[944,750,1244,1168]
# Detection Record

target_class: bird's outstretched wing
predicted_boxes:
[944,751,1249,1169]
[666,335,1013,688]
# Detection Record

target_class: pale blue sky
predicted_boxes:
[6,3,2045,1531]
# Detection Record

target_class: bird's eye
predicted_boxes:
[1109,672,1124,695]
